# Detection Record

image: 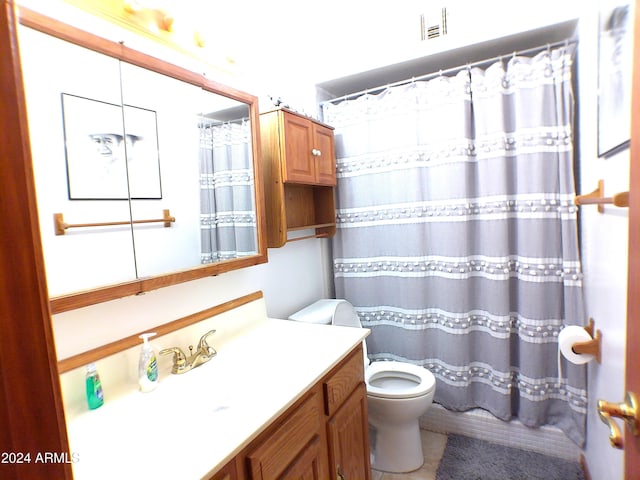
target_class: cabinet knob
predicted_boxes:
[311,149,322,157]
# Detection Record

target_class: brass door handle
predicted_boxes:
[597,391,639,449]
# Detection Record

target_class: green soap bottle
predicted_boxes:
[85,362,104,410]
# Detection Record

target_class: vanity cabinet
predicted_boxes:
[211,344,370,480]
[260,108,337,247]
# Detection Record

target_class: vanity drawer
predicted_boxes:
[246,388,325,479]
[323,345,365,416]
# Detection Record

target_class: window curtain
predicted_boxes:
[199,119,257,263]
[322,44,587,446]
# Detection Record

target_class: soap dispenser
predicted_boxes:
[138,332,159,392]
[85,362,104,410]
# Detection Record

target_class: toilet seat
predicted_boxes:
[365,361,435,399]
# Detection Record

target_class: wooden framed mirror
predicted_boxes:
[17,8,267,314]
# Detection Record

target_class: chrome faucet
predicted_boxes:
[160,330,217,374]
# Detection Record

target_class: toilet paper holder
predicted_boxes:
[571,318,601,363]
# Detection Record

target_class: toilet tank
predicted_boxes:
[288,299,369,368]
[288,299,362,328]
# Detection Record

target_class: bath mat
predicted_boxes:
[435,434,585,480]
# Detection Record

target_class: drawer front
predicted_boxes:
[247,389,324,479]
[323,345,365,417]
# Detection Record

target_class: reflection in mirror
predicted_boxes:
[119,62,201,279]
[196,100,257,264]
[19,26,137,296]
[119,63,258,278]
[16,10,266,311]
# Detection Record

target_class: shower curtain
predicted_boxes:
[323,45,587,446]
[199,119,257,263]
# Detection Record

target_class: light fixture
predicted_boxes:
[122,0,199,42]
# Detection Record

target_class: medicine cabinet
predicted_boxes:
[17,9,267,313]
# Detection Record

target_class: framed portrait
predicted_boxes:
[61,93,162,199]
[597,1,633,158]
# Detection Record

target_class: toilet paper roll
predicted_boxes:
[558,325,595,365]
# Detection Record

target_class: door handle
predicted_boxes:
[596,391,639,449]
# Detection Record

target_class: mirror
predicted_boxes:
[17,10,266,313]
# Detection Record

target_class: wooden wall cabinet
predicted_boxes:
[209,345,371,480]
[260,108,337,247]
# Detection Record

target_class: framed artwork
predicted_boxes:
[61,93,162,199]
[597,2,633,158]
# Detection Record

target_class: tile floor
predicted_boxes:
[370,430,448,480]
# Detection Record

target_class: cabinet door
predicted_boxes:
[247,389,329,479]
[280,436,327,480]
[313,123,336,186]
[327,383,371,480]
[282,112,316,184]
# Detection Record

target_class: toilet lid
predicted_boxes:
[365,361,436,399]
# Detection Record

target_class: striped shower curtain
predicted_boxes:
[199,119,257,263]
[323,45,587,446]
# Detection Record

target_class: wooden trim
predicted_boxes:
[626,0,640,476]
[259,110,288,248]
[18,7,202,86]
[0,1,71,477]
[58,291,263,373]
[51,281,144,314]
[50,255,268,314]
[18,7,268,314]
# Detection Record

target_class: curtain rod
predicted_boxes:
[321,38,578,106]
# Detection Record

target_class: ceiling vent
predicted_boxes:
[420,7,448,41]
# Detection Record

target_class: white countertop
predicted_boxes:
[66,317,368,479]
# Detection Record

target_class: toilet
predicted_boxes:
[288,299,436,473]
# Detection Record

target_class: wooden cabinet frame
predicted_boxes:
[260,108,337,247]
